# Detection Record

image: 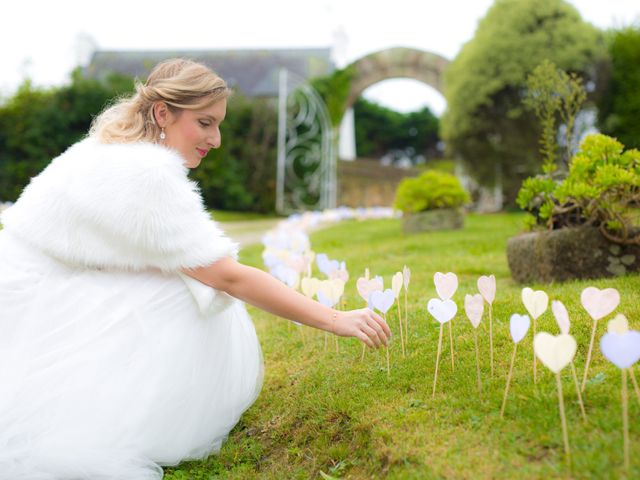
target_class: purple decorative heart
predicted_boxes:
[600,330,640,369]
[371,289,395,314]
[317,289,335,308]
[509,314,530,344]
[316,253,339,277]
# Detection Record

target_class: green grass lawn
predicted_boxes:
[165,212,640,479]
[210,210,282,222]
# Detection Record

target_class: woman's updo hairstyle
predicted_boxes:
[90,58,231,143]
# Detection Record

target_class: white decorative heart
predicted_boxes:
[391,272,403,298]
[477,275,496,304]
[464,294,484,329]
[509,314,530,344]
[601,330,640,369]
[301,277,320,298]
[371,289,395,314]
[521,287,549,320]
[427,298,457,324]
[533,332,577,374]
[608,314,630,334]
[403,265,411,290]
[581,287,620,321]
[356,277,383,303]
[434,272,458,300]
[551,300,570,335]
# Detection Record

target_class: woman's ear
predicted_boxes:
[153,101,170,128]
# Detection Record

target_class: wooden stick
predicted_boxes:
[384,313,390,378]
[622,368,630,472]
[449,319,455,371]
[404,289,409,351]
[432,324,444,398]
[474,328,482,394]
[396,301,405,358]
[570,362,587,422]
[361,343,366,361]
[556,372,571,469]
[581,319,599,392]
[533,317,538,384]
[489,303,494,378]
[500,343,518,418]
[629,367,640,407]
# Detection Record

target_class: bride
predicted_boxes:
[0,58,390,479]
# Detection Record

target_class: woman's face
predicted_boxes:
[162,98,227,168]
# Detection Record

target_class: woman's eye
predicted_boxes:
[199,121,211,127]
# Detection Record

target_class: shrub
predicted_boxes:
[517,133,640,243]
[393,170,470,214]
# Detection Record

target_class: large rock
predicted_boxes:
[507,225,640,283]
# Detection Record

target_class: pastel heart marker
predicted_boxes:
[510,314,531,344]
[330,268,349,282]
[608,314,630,334]
[534,332,577,373]
[464,294,484,329]
[477,275,496,304]
[600,330,640,369]
[391,272,403,298]
[552,300,570,335]
[371,289,395,314]
[319,279,345,305]
[403,265,411,290]
[317,289,335,308]
[316,253,339,277]
[427,298,457,324]
[434,272,458,300]
[521,287,549,320]
[356,277,383,303]
[581,287,620,320]
[301,277,320,298]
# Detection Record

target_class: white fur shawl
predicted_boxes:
[0,137,238,272]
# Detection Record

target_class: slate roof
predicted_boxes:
[84,48,335,97]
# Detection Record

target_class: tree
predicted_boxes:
[597,26,640,149]
[440,0,607,203]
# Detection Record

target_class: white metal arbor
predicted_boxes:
[276,69,336,214]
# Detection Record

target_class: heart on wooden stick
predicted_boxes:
[371,289,395,314]
[510,314,530,344]
[522,288,548,320]
[391,272,403,298]
[428,298,457,324]
[601,329,640,369]
[608,314,630,334]
[534,333,577,373]
[477,275,496,304]
[301,277,320,298]
[434,272,458,300]
[581,287,620,320]
[403,265,411,290]
[464,294,484,329]
[356,277,383,303]
[551,300,571,335]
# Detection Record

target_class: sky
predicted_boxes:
[2,0,639,115]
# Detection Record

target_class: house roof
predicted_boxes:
[84,48,335,97]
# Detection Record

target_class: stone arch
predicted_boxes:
[344,47,450,114]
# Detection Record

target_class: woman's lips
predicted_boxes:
[196,148,208,157]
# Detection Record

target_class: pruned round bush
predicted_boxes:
[394,170,470,214]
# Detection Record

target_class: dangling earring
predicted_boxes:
[159,128,166,141]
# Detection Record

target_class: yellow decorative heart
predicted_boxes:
[301,277,320,298]
[608,314,630,334]
[391,272,403,298]
[533,332,576,373]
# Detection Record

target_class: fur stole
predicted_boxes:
[0,137,238,272]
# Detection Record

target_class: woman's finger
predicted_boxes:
[365,316,389,346]
[360,322,383,348]
[356,331,375,349]
[370,311,392,338]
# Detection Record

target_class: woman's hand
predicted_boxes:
[331,308,392,349]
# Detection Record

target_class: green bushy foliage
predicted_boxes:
[517,133,640,243]
[394,170,470,214]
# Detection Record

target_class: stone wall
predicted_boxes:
[337,159,419,207]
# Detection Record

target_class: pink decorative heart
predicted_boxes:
[356,277,383,303]
[581,287,620,321]
[434,272,458,300]
[464,294,484,329]
[477,275,496,304]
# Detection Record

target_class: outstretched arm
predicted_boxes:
[182,257,391,348]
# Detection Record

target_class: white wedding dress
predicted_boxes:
[0,139,264,479]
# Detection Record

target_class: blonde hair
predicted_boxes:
[90,58,231,143]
